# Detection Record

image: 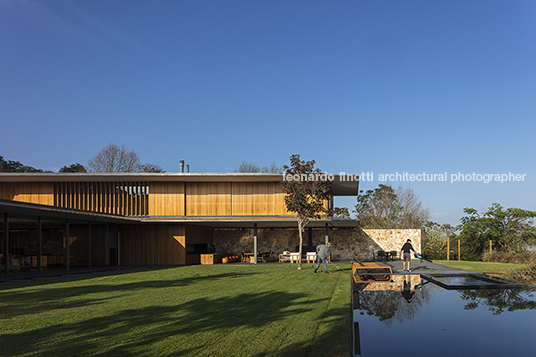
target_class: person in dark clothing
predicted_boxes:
[401,275,415,303]
[314,242,331,273]
[400,239,417,272]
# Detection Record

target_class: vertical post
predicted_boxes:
[253,224,258,265]
[65,220,70,270]
[458,239,461,261]
[37,216,42,272]
[88,222,92,268]
[117,231,121,267]
[490,240,492,253]
[447,236,450,261]
[325,223,329,245]
[3,213,9,276]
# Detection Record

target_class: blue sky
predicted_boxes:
[1,0,535,226]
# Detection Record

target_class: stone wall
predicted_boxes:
[213,228,421,261]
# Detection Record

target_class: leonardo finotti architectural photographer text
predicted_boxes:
[282,172,527,184]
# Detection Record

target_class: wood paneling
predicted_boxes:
[53,182,148,216]
[1,182,54,205]
[68,224,107,266]
[148,182,185,216]
[120,224,186,265]
[119,224,214,265]
[186,182,232,216]
[231,182,292,216]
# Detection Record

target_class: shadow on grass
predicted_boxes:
[0,290,326,357]
[0,270,257,318]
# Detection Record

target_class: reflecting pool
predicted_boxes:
[352,274,536,356]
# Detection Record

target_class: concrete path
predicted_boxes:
[383,259,475,274]
[337,259,475,275]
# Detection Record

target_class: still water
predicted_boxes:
[352,275,536,356]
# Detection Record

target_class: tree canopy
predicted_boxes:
[280,154,332,269]
[457,203,536,260]
[87,143,164,173]
[235,160,281,173]
[354,184,429,229]
[0,156,45,172]
[59,163,87,173]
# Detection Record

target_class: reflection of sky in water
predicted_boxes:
[432,276,499,286]
[352,279,536,356]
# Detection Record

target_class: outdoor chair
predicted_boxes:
[377,250,387,261]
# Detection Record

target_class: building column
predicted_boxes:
[37,216,42,272]
[253,223,258,265]
[117,230,121,267]
[3,213,9,276]
[65,220,70,270]
[325,223,329,245]
[88,222,92,268]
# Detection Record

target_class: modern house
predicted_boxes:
[1,173,363,274]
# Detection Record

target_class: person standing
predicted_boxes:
[400,239,417,272]
[314,242,331,274]
[400,274,415,303]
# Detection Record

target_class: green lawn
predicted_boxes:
[433,260,522,274]
[0,264,352,357]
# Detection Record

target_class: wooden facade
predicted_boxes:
[119,224,214,265]
[1,173,350,268]
[0,180,300,217]
[0,182,54,206]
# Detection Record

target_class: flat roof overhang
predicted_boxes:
[0,200,359,229]
[140,216,360,229]
[0,199,136,226]
[0,172,359,196]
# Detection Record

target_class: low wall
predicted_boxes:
[213,228,421,261]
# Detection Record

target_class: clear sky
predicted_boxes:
[1,0,535,226]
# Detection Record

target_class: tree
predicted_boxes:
[0,156,44,172]
[59,163,87,173]
[333,207,351,219]
[235,160,282,173]
[423,224,447,260]
[140,163,165,173]
[354,184,429,229]
[457,203,536,260]
[87,143,141,173]
[280,154,332,270]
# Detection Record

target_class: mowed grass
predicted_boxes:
[0,264,352,357]
[433,260,522,274]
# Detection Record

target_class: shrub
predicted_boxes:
[483,250,536,264]
[505,262,536,285]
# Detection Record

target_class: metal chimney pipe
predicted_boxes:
[186,164,190,173]
[179,160,184,173]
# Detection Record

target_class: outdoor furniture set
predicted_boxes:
[279,252,317,263]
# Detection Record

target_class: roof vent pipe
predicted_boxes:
[186,164,190,173]
[179,160,184,173]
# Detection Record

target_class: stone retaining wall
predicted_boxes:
[213,228,421,261]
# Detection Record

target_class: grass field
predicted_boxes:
[433,260,522,274]
[0,264,352,357]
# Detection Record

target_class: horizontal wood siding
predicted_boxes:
[186,182,232,216]
[148,182,185,216]
[120,224,186,265]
